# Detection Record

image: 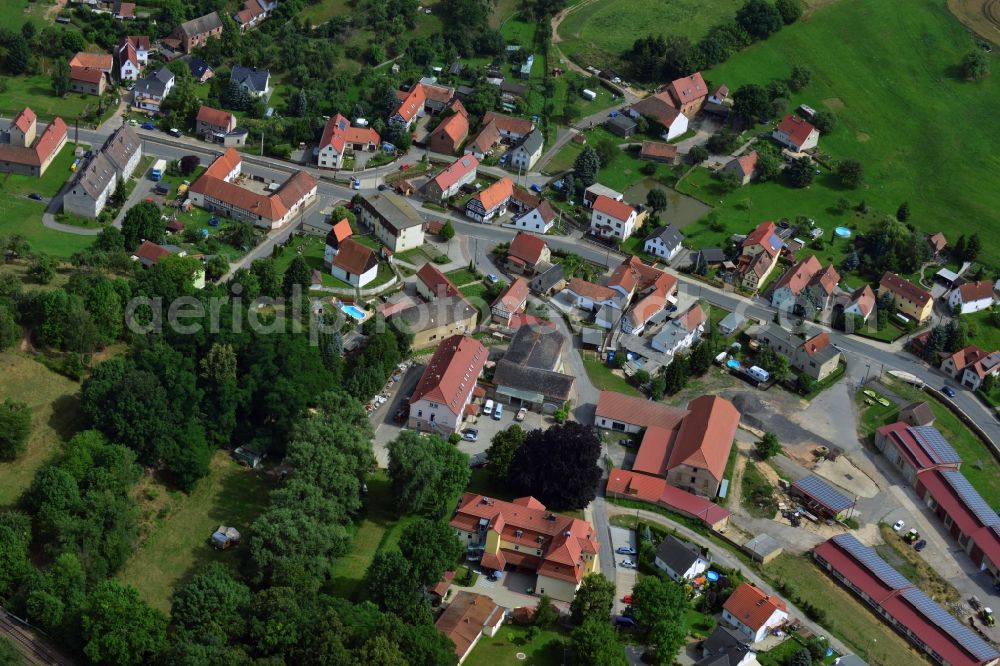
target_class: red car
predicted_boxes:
[400,163,412,170]
[622,595,632,605]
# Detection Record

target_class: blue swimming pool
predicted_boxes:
[340,304,366,321]
[726,359,741,369]
[834,226,851,238]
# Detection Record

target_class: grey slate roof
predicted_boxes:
[178,11,222,37]
[645,224,682,249]
[696,626,752,666]
[697,247,727,263]
[530,263,564,293]
[134,66,174,98]
[101,125,140,174]
[387,295,475,333]
[513,129,543,156]
[493,359,574,402]
[504,325,565,370]
[366,193,424,231]
[187,57,212,79]
[654,535,703,575]
[72,152,116,200]
[231,65,269,93]
[606,114,637,134]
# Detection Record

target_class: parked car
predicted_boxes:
[168,128,182,137]
[377,184,386,191]
[462,428,479,442]
[515,407,527,421]
[351,178,361,190]
[141,122,155,130]
[486,274,499,284]
[493,404,503,420]
[914,539,927,552]
[942,385,957,398]
[483,399,494,416]
[892,519,905,531]
[27,193,42,201]
[400,163,412,170]
[616,546,637,555]
[613,616,636,628]
[619,559,636,569]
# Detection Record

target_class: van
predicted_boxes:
[168,128,181,137]
[483,399,494,416]
[493,404,503,420]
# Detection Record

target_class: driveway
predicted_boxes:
[372,362,425,466]
[608,526,638,614]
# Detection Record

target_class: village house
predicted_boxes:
[878,272,933,323]
[466,177,513,223]
[654,535,709,582]
[667,72,709,117]
[772,114,820,152]
[415,262,463,302]
[507,129,543,171]
[491,277,530,326]
[449,493,600,602]
[231,65,271,99]
[234,0,276,31]
[166,12,223,53]
[605,467,732,530]
[583,183,623,207]
[62,124,141,218]
[464,120,501,159]
[639,141,678,165]
[770,256,840,312]
[695,627,754,666]
[940,345,1000,390]
[506,231,551,275]
[717,151,758,186]
[566,278,617,311]
[594,389,688,434]
[756,325,843,381]
[196,106,237,141]
[187,57,214,83]
[408,335,488,434]
[948,280,995,314]
[530,264,565,297]
[508,200,556,234]
[651,304,705,358]
[425,154,478,201]
[317,114,381,169]
[69,52,112,95]
[0,108,68,177]
[481,112,533,141]
[428,104,469,155]
[132,66,174,114]
[839,284,876,322]
[493,324,575,412]
[734,221,782,292]
[643,224,683,261]
[189,148,317,229]
[390,295,478,350]
[434,592,506,664]
[115,35,149,81]
[359,193,425,252]
[899,401,935,427]
[113,0,136,20]
[328,238,378,288]
[624,72,708,139]
[590,195,638,240]
[389,83,427,128]
[131,241,205,288]
[721,583,788,643]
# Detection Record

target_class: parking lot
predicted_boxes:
[608,526,637,614]
[454,403,550,459]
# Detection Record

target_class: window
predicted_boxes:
[417,410,423,417]
[690,476,696,484]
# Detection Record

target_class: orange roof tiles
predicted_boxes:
[508,231,547,267]
[0,116,67,168]
[11,107,35,134]
[132,240,170,264]
[416,262,463,300]
[331,238,377,275]
[849,284,876,317]
[474,177,514,212]
[326,218,352,246]
[668,72,708,105]
[776,114,817,145]
[192,149,315,223]
[435,591,504,659]
[722,583,788,631]
[493,277,529,313]
[592,194,635,221]
[482,112,533,136]
[409,335,487,415]
[958,280,994,302]
[596,390,688,430]
[433,154,478,191]
[394,84,426,123]
[629,91,682,129]
[606,468,732,527]
[71,67,105,84]
[667,395,739,481]
[69,52,113,70]
[773,255,822,295]
[344,125,379,146]
[632,426,677,476]
[196,105,234,129]
[567,278,615,302]
[319,113,350,154]
[734,150,759,175]
[639,141,678,160]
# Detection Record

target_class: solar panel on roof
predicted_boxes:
[909,425,962,465]
[900,588,1000,661]
[939,469,1000,528]
[832,534,911,590]
[792,475,853,512]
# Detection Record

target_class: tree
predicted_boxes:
[650,375,666,400]
[663,355,689,394]
[811,110,837,133]
[736,0,783,40]
[787,157,814,188]
[0,305,18,352]
[629,575,686,630]
[755,432,782,460]
[797,373,817,395]
[0,523,30,599]
[440,220,455,241]
[733,83,770,122]
[5,35,29,75]
[507,421,602,509]
[648,620,686,666]
[961,50,990,81]
[755,151,781,182]
[646,188,668,217]
[593,137,619,169]
[387,431,470,516]
[570,574,616,625]
[179,155,200,175]
[81,580,167,665]
[94,226,125,252]
[707,130,739,154]
[789,64,812,91]
[399,518,464,585]
[205,255,229,281]
[775,0,802,24]
[251,258,281,298]
[836,160,864,189]
[0,399,31,461]
[534,594,559,627]
[51,59,71,96]
[790,647,812,666]
[486,424,525,481]
[363,549,430,625]
[967,233,981,261]
[688,340,715,376]
[896,200,910,222]
[170,562,251,641]
[28,254,55,284]
[688,145,709,164]
[573,145,600,187]
[282,255,311,298]
[716,170,743,192]
[121,202,164,250]
[571,620,628,666]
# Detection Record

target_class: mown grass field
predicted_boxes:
[700,0,1000,266]
[465,624,567,666]
[0,350,82,508]
[117,452,271,612]
[0,75,99,120]
[0,143,95,259]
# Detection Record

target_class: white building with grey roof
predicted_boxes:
[62,125,143,218]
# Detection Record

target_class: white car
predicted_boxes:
[892,519,905,532]
[619,559,636,569]
[616,546,637,555]
[515,407,527,421]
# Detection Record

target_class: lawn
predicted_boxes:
[117,451,271,612]
[272,236,351,289]
[544,140,583,174]
[0,75,101,120]
[0,142,95,259]
[0,350,82,508]
[1,0,51,29]
[740,461,777,519]
[766,554,921,666]
[701,0,1000,266]
[445,267,479,286]
[464,624,568,666]
[582,356,642,396]
[556,0,744,71]
[963,307,1000,351]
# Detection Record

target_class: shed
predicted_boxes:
[742,533,782,564]
[581,327,604,349]
[899,401,935,427]
[211,525,241,549]
[718,312,745,336]
[605,114,637,138]
[935,268,960,287]
[791,474,855,520]
[233,445,264,469]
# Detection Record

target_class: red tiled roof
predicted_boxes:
[345,125,379,147]
[474,177,513,212]
[810,264,840,296]
[319,113,350,154]
[394,84,426,122]
[434,591,505,659]
[722,583,788,631]
[508,231,547,267]
[928,232,947,252]
[675,304,706,333]
[432,155,478,191]
[196,105,234,129]
[326,218,352,246]
[847,285,876,317]
[632,426,677,476]
[116,2,135,17]
[492,277,529,313]
[801,332,831,357]
[70,66,105,84]
[742,221,780,256]
[69,52,113,70]
[595,391,688,430]
[776,114,818,146]
[605,468,732,527]
[629,91,681,129]
[482,112,533,136]
[416,262,462,300]
[667,395,739,481]
[466,120,501,154]
[566,278,615,302]
[192,149,315,223]
[639,141,678,160]
[202,147,241,180]
[592,194,634,222]
[331,238,377,276]
[773,256,822,295]
[944,345,991,372]
[409,335,488,416]
[433,112,469,146]
[132,240,170,264]
[607,255,675,296]
[12,107,35,134]
[734,150,758,175]
[0,116,67,168]
[958,280,994,303]
[668,72,708,105]
[879,272,931,306]
[628,288,669,329]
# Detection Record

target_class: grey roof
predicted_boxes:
[500,81,527,97]
[836,656,868,666]
[697,626,751,666]
[187,57,212,79]
[718,312,745,331]
[697,248,727,263]
[939,469,1000,528]
[743,533,781,559]
[448,62,463,75]
[581,328,604,346]
[504,325,565,370]
[596,302,623,325]
[101,125,140,174]
[493,359,574,402]
[72,152,116,200]
[606,114,637,133]
[387,295,475,333]
[178,11,222,37]
[830,534,912,590]
[231,65,269,93]
[654,535,703,574]
[531,263,564,293]
[584,183,623,199]
[909,425,961,465]
[792,474,854,513]
[513,129,543,156]
[899,587,999,661]
[899,401,933,425]
[134,66,174,98]
[366,193,424,232]
[645,224,682,249]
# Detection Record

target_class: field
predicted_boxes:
[1,0,55,31]
[117,452,270,612]
[464,624,567,666]
[947,0,1000,43]
[556,0,744,71]
[766,554,921,666]
[700,0,1000,266]
[0,75,100,120]
[0,143,95,259]
[962,307,1000,351]
[0,350,82,508]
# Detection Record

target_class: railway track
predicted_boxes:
[0,609,74,666]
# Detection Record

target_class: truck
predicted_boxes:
[150,159,166,181]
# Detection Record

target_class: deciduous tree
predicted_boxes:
[121,202,164,250]
[961,50,990,81]
[755,432,782,459]
[81,580,167,666]
[836,160,864,189]
[787,157,814,188]
[387,431,470,516]
[0,399,31,461]
[570,574,616,625]
[736,0,783,40]
[399,518,464,585]
[486,424,525,481]
[508,421,602,509]
[571,619,628,666]
[775,0,802,24]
